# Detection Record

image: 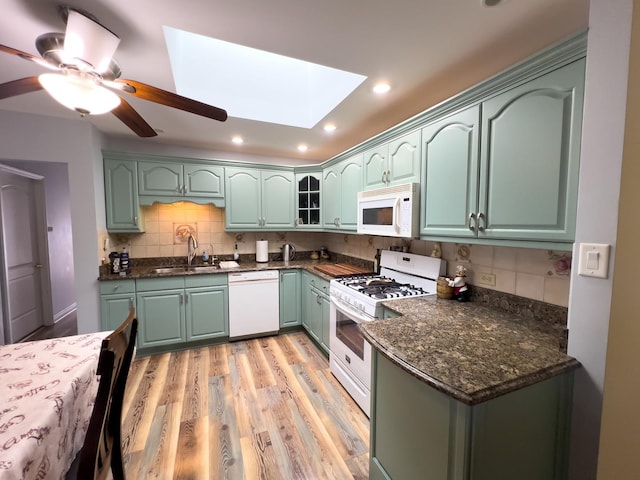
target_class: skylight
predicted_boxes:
[163,27,367,129]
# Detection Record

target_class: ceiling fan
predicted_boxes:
[0,6,227,137]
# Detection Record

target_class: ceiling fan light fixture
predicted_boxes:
[64,9,120,73]
[38,73,121,115]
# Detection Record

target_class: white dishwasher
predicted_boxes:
[228,270,280,339]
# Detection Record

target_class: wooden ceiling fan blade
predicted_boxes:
[0,77,43,100]
[0,44,58,70]
[114,79,228,122]
[111,98,157,137]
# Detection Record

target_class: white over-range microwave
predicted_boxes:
[357,182,420,238]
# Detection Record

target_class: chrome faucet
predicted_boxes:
[187,234,198,267]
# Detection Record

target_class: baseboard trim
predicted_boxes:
[54,303,77,323]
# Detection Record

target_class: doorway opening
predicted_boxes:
[0,161,77,343]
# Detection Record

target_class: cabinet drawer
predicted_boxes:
[185,273,228,288]
[99,279,135,295]
[136,277,185,292]
[309,275,329,294]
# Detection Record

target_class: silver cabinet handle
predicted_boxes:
[133,216,138,226]
[129,297,134,308]
[468,212,476,232]
[381,172,386,184]
[113,284,119,291]
[477,212,485,231]
[181,184,187,195]
[35,264,43,268]
[316,294,321,305]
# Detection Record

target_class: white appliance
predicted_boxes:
[228,270,279,339]
[357,183,420,238]
[329,251,446,416]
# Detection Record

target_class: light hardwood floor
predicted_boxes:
[121,331,370,479]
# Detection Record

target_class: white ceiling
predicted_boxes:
[0,0,590,162]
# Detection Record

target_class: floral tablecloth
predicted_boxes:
[0,332,108,480]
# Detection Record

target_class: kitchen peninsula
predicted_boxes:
[362,296,579,480]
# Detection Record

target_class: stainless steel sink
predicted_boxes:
[151,267,189,274]
[188,266,220,272]
[151,265,220,274]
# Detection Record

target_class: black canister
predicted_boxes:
[119,248,130,275]
[109,251,120,274]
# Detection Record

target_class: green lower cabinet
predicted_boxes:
[99,280,136,332]
[279,270,301,327]
[135,275,228,351]
[370,351,574,480]
[136,287,186,348]
[185,285,228,341]
[301,271,330,354]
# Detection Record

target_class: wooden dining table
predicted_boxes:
[0,331,109,480]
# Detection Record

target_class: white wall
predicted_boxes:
[0,111,105,334]
[566,1,633,478]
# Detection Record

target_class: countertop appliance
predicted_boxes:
[329,250,446,416]
[228,270,279,339]
[281,243,295,261]
[357,183,419,238]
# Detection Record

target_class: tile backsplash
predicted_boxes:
[105,202,571,307]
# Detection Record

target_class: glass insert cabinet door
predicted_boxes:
[297,174,320,226]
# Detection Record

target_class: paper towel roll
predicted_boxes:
[256,240,269,263]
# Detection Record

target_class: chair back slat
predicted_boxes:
[72,307,138,480]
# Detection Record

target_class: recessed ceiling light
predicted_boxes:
[297,144,308,152]
[373,83,391,94]
[483,0,502,5]
[232,136,244,145]
[324,123,337,133]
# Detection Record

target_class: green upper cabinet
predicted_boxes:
[295,173,322,228]
[322,154,362,230]
[138,161,224,199]
[225,167,295,230]
[421,58,585,244]
[477,59,585,242]
[184,164,224,197]
[104,157,143,232]
[363,130,422,190]
[421,105,480,238]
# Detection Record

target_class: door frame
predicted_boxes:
[0,163,53,344]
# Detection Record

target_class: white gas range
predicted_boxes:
[328,250,446,417]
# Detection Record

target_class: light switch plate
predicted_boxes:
[578,243,610,278]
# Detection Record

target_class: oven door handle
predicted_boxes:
[330,296,374,324]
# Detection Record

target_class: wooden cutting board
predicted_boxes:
[313,263,372,277]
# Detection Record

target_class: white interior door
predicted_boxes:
[0,169,46,343]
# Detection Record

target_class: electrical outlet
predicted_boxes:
[477,272,496,286]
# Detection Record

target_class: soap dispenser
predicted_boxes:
[233,243,239,261]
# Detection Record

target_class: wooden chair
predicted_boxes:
[67,306,138,480]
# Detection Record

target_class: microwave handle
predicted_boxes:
[393,196,402,234]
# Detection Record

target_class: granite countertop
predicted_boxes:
[361,296,580,406]
[98,258,351,282]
